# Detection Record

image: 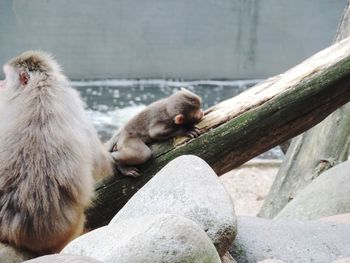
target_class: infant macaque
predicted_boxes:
[106,88,204,177]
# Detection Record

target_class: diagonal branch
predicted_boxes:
[86,37,350,228]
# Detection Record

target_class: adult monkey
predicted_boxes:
[0,51,114,255]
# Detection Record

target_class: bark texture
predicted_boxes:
[258,1,350,218]
[87,37,350,228]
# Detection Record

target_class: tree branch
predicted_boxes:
[86,37,350,228]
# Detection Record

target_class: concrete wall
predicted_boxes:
[0,0,346,80]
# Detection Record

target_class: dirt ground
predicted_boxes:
[219,160,281,216]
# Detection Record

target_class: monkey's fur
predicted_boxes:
[106,89,204,177]
[0,51,114,254]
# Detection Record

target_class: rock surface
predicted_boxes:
[275,161,350,220]
[0,242,34,263]
[318,213,350,224]
[111,155,237,256]
[230,216,350,263]
[24,254,101,262]
[332,258,350,263]
[62,213,221,263]
[257,260,287,263]
[221,252,237,263]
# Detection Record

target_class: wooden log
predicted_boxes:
[258,1,350,219]
[86,37,350,228]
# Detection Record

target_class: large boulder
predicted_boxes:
[0,242,34,263]
[230,216,350,263]
[110,155,237,256]
[62,214,221,263]
[24,254,101,263]
[275,161,350,220]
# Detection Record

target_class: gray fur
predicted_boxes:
[0,51,113,254]
[106,89,203,177]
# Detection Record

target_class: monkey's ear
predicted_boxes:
[174,114,184,125]
[19,71,30,86]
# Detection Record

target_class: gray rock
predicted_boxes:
[110,155,237,256]
[62,213,221,263]
[230,216,350,263]
[24,254,101,263]
[0,242,34,263]
[275,161,350,220]
[332,258,350,263]
[318,213,350,224]
[257,260,287,263]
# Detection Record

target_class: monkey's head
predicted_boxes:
[168,88,204,126]
[0,51,64,91]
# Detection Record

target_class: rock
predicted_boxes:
[62,214,221,263]
[332,258,350,263]
[230,216,350,263]
[257,260,287,263]
[110,155,237,256]
[221,252,237,263]
[24,254,101,262]
[0,242,34,263]
[257,260,286,263]
[275,161,350,220]
[318,213,350,224]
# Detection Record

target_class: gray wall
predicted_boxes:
[0,0,346,80]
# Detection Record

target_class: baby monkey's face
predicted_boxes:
[177,90,204,125]
[188,107,204,124]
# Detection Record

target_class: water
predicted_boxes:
[72,79,283,159]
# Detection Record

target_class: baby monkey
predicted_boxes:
[106,89,204,177]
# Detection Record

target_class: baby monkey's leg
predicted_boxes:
[112,137,151,177]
